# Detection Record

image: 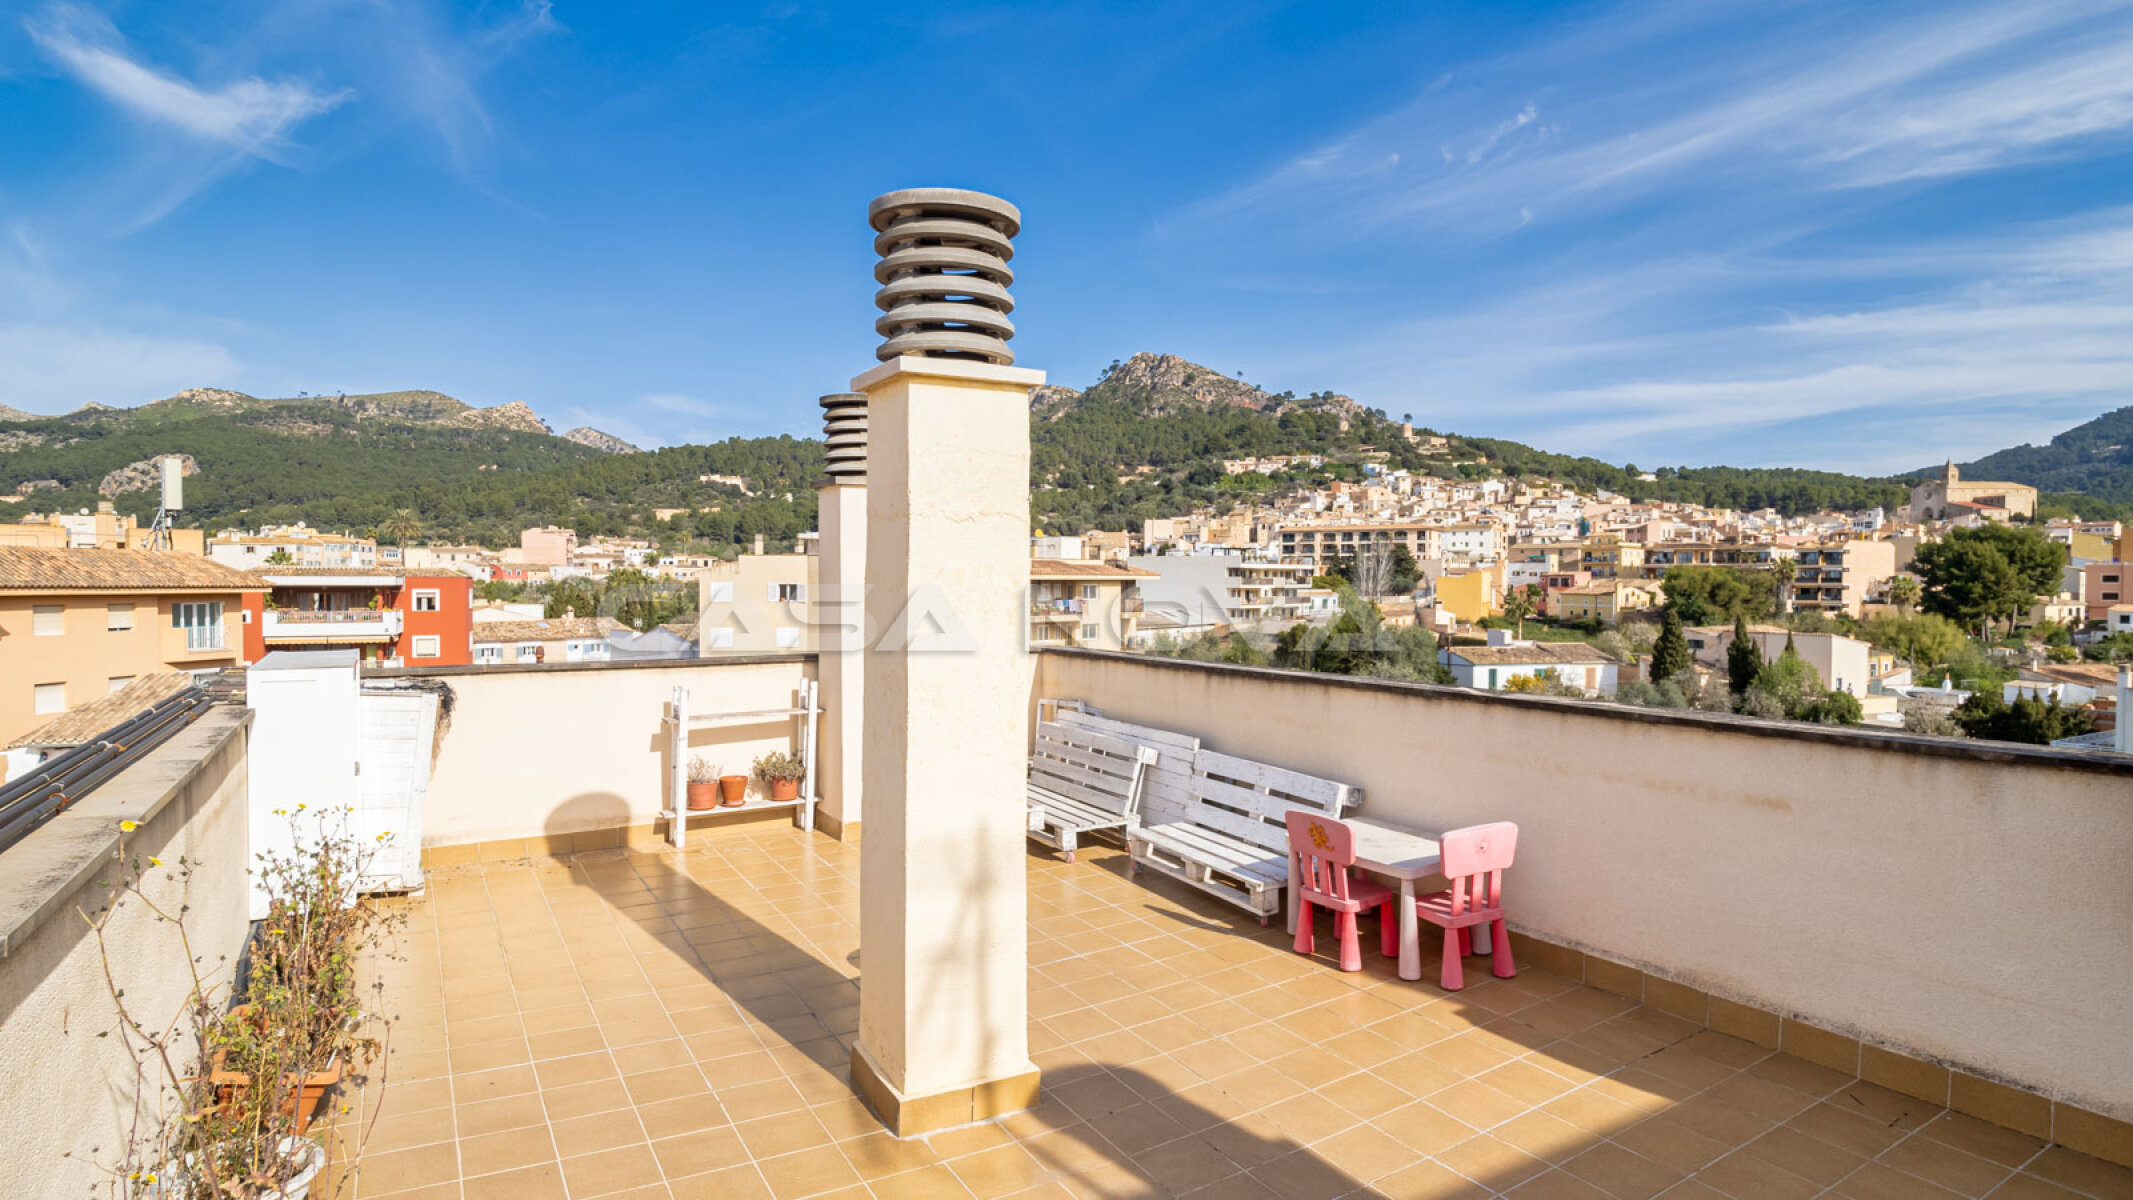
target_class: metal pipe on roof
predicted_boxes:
[0,689,213,854]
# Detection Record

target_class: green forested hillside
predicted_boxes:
[1931,406,2133,505]
[7,365,2128,549]
[1466,439,1911,513]
[0,395,821,552]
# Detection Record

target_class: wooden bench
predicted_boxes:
[1128,747,1361,923]
[1025,720,1158,862]
[1052,707,1200,829]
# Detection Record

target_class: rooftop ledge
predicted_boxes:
[0,705,250,959]
[1034,646,2133,777]
[368,651,815,680]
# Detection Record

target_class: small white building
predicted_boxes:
[1439,634,1619,696]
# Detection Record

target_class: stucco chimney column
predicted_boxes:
[850,353,1044,1135]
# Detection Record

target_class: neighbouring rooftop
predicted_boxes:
[333,827,2133,1200]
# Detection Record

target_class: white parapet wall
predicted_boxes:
[0,707,253,1198]
[1036,648,2133,1125]
[386,656,818,857]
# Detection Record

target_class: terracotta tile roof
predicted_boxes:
[659,621,699,642]
[6,672,196,750]
[1029,558,1158,579]
[1447,641,1612,666]
[0,548,266,592]
[470,616,626,643]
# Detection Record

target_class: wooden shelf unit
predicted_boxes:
[661,679,819,846]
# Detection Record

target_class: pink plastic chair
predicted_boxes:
[1413,822,1518,990]
[1287,811,1396,972]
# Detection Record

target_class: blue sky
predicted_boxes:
[3,1,2132,474]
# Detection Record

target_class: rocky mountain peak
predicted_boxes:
[562,427,641,454]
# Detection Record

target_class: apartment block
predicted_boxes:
[1126,551,1312,630]
[518,525,579,567]
[0,547,262,745]
[207,523,378,569]
[240,569,474,667]
[1276,522,1440,566]
[2083,561,2130,622]
[1788,539,1898,618]
[1,502,205,553]
[698,549,818,652]
[1029,559,1153,649]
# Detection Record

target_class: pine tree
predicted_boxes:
[1651,608,1691,682]
[1726,614,1761,695]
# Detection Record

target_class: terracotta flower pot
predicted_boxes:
[685,782,719,811]
[718,775,748,806]
[768,777,800,802]
[208,1047,343,1135]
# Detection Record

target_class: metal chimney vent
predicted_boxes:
[868,188,1019,365]
[820,392,867,484]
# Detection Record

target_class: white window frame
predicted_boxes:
[411,634,442,659]
[1079,584,1099,600]
[774,582,806,603]
[172,602,225,651]
[516,644,540,662]
[705,627,735,649]
[33,682,64,715]
[411,589,441,612]
[33,605,63,636]
[1080,623,1100,641]
[106,604,134,632]
[775,626,801,648]
[108,676,134,694]
[475,645,503,665]
[706,581,734,603]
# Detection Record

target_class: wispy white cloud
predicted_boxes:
[1176,1,2133,240]
[1162,1,2133,474]
[26,4,348,157]
[1266,211,2133,474]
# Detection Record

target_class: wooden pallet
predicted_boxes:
[1025,720,1156,862]
[1128,746,1360,923]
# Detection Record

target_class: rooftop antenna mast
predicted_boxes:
[147,455,184,551]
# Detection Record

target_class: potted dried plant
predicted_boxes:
[77,809,400,1199]
[753,750,805,802]
[685,757,720,811]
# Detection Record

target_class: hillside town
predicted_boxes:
[4,449,2129,778]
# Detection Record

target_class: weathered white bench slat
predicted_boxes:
[1025,720,1157,862]
[1128,745,1360,922]
[1055,709,1201,828]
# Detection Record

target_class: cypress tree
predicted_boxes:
[1727,613,1761,694]
[1651,607,1691,682]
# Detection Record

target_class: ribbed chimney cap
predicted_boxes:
[867,188,1020,238]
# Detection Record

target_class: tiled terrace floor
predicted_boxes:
[340,825,2133,1200]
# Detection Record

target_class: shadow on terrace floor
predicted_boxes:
[337,819,2133,1200]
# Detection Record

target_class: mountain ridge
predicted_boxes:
[5,356,2131,544]
[1912,406,2133,505]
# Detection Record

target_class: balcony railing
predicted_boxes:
[263,608,403,641]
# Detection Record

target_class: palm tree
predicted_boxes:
[1886,574,1921,612]
[1501,584,1541,639]
[378,509,422,548]
[1772,556,1798,615]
